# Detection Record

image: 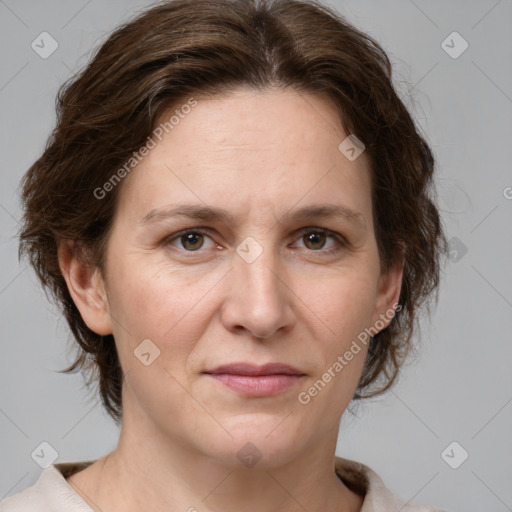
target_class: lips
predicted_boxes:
[204,362,304,376]
[203,362,305,397]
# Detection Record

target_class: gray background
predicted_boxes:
[1,1,511,511]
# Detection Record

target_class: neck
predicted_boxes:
[67,398,363,512]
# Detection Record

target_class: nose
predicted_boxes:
[220,239,295,339]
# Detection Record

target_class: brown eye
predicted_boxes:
[166,229,215,252]
[292,227,346,256]
[303,231,327,250]
[180,232,204,251]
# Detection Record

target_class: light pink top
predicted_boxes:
[0,456,445,511]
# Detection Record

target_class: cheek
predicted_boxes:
[303,267,378,337]
[295,267,377,395]
[106,262,211,423]
[105,257,220,363]
[296,275,373,415]
[108,257,179,327]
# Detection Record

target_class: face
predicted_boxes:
[65,87,402,468]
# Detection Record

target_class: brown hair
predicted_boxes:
[18,0,447,424]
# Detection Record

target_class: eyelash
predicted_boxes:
[164,227,347,257]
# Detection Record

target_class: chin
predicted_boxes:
[198,417,305,470]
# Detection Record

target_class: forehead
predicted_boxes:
[116,87,373,227]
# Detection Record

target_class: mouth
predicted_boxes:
[203,362,305,397]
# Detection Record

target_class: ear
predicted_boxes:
[370,246,405,330]
[58,240,113,336]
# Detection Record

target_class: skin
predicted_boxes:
[58,86,403,512]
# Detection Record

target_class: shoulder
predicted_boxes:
[0,462,95,512]
[334,456,446,512]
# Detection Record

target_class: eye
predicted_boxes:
[166,229,216,252]
[164,227,347,255]
[291,228,346,255]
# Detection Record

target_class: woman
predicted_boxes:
[2,0,447,510]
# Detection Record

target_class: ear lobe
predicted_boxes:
[57,240,113,336]
[371,248,405,331]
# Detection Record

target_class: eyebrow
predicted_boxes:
[139,203,366,230]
